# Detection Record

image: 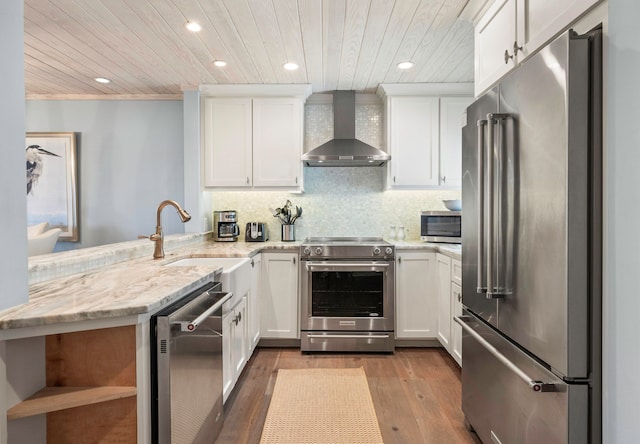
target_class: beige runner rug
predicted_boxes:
[260,367,384,444]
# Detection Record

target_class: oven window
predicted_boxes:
[423,215,461,237]
[311,271,383,317]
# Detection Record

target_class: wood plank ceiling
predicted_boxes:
[24,0,474,99]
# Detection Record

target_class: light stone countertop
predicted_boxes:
[2,235,460,332]
[2,234,298,332]
[392,240,462,260]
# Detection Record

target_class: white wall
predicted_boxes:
[26,100,185,251]
[182,90,212,233]
[0,0,28,310]
[604,1,640,442]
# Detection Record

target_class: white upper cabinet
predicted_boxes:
[377,83,473,190]
[252,98,303,187]
[475,0,518,96]
[201,84,312,190]
[517,0,600,59]
[440,97,473,188]
[203,98,253,187]
[387,96,440,187]
[474,0,601,96]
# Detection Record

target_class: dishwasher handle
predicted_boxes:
[454,315,555,392]
[173,291,232,332]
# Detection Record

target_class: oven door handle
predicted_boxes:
[305,262,390,271]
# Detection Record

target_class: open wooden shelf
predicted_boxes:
[7,386,137,420]
[6,325,138,442]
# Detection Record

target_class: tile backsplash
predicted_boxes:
[211,96,461,241]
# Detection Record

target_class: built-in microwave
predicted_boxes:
[420,211,462,243]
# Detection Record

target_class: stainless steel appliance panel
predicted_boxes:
[462,87,499,328]
[420,211,462,243]
[300,331,395,353]
[213,210,240,242]
[299,237,395,352]
[300,261,395,332]
[463,32,592,378]
[245,221,269,242]
[459,310,588,444]
[152,283,231,444]
[496,32,590,378]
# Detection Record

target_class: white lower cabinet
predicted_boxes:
[395,251,437,339]
[451,282,463,366]
[260,252,299,339]
[436,254,463,366]
[436,254,452,350]
[222,296,248,403]
[248,254,262,353]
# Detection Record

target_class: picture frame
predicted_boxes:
[26,132,79,242]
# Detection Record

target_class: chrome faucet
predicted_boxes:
[149,200,191,259]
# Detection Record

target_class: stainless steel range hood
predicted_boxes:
[302,91,390,167]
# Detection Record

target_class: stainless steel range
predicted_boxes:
[300,237,395,352]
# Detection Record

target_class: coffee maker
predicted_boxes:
[213,210,240,242]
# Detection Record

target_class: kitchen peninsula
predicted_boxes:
[1,233,460,443]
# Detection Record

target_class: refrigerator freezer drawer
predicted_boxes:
[460,310,588,444]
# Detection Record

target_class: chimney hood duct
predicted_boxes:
[302,91,390,167]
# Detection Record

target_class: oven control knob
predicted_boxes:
[373,247,381,255]
[385,247,393,255]
[315,247,323,255]
[303,247,311,255]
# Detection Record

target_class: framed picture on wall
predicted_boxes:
[26,132,79,242]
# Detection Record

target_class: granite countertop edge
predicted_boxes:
[3,235,459,331]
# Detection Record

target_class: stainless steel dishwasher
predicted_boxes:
[151,281,232,444]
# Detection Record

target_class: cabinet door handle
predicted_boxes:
[457,293,462,302]
[504,49,514,64]
[393,176,396,183]
[398,256,402,264]
[246,177,250,185]
[295,176,298,184]
[251,258,255,267]
[513,41,523,56]
[293,256,297,265]
[441,175,446,184]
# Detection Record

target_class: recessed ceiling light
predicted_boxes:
[185,21,202,32]
[213,60,227,67]
[94,77,111,84]
[397,61,414,70]
[283,62,299,71]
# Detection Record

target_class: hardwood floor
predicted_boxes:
[216,347,482,444]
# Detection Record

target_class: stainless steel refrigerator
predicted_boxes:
[458,28,602,444]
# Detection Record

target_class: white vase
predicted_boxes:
[396,225,405,241]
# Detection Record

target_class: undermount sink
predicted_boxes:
[165,257,251,309]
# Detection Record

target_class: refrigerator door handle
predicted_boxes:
[455,315,556,392]
[476,119,487,294]
[486,113,512,299]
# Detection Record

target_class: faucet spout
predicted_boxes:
[152,200,191,259]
